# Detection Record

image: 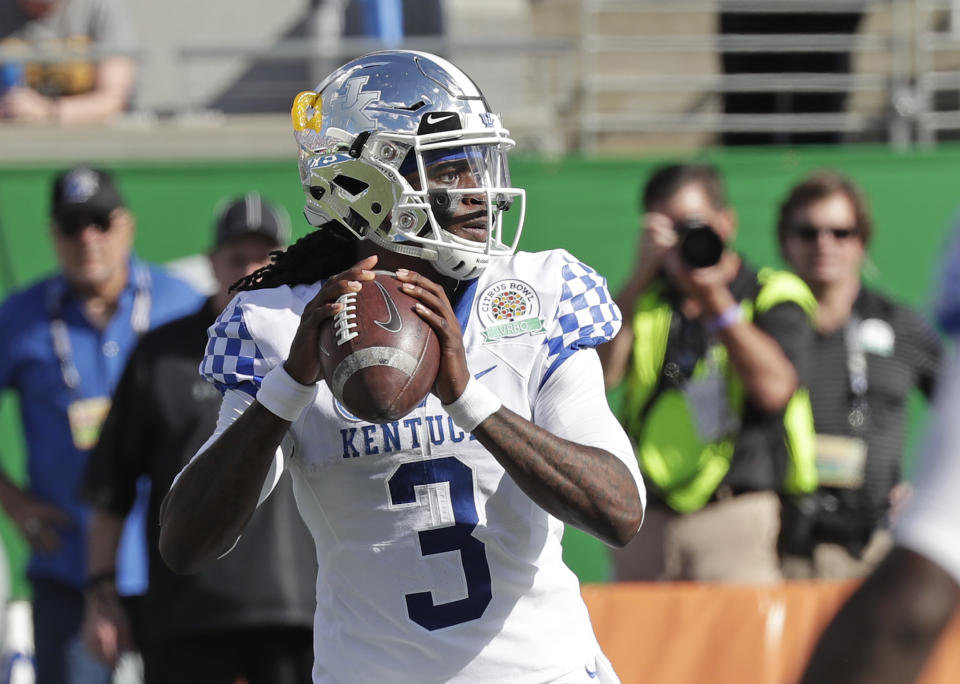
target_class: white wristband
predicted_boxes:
[257,365,318,423]
[443,377,502,432]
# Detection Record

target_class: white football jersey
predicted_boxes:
[198,248,644,683]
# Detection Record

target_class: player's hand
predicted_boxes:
[284,255,378,386]
[7,493,71,554]
[394,268,470,405]
[82,585,134,665]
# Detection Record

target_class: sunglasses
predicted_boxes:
[790,224,860,242]
[56,214,112,237]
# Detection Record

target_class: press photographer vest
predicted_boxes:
[621,267,819,513]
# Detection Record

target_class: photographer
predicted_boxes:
[599,163,818,583]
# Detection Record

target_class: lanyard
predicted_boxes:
[46,264,152,392]
[843,313,869,431]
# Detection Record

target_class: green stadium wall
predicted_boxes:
[0,144,956,596]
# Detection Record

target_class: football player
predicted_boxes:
[159,50,645,683]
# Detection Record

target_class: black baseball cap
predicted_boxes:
[51,166,124,221]
[214,193,291,249]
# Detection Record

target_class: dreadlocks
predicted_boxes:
[230,221,356,293]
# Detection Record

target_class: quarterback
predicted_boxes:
[159,50,645,683]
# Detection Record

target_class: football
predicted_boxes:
[319,271,440,423]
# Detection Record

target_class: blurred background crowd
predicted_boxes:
[2,1,960,683]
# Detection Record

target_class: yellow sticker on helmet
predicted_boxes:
[292,91,322,132]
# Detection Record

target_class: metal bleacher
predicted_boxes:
[2,0,960,160]
[577,0,913,152]
[917,0,960,143]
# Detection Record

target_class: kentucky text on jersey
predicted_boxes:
[339,414,477,459]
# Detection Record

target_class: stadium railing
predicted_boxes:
[3,3,960,154]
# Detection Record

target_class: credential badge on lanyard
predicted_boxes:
[47,264,152,450]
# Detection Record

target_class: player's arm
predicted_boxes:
[158,399,291,574]
[160,257,378,574]
[476,417,641,547]
[398,269,644,548]
[474,350,644,548]
[800,547,960,684]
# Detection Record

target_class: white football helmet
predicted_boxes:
[292,50,525,280]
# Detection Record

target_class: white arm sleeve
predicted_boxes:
[894,345,960,584]
[533,347,646,523]
[172,388,291,508]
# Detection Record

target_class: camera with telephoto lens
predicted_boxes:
[675,218,724,269]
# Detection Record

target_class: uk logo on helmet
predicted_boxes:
[332,76,380,130]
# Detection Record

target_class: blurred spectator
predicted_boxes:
[718,8,864,146]
[776,171,943,580]
[800,303,960,683]
[0,0,136,124]
[599,163,818,583]
[80,193,316,684]
[0,166,203,684]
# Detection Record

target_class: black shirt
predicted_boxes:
[808,287,943,524]
[81,298,317,641]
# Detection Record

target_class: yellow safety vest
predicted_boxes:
[621,268,819,513]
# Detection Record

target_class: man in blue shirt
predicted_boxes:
[0,166,203,684]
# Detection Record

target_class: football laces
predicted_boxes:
[332,292,359,345]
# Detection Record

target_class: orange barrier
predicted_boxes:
[581,581,960,684]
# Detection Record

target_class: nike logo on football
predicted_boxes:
[426,113,456,125]
[373,281,403,333]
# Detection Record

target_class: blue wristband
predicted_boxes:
[706,302,743,334]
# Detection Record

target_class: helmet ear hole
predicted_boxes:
[331,175,370,197]
[309,186,326,200]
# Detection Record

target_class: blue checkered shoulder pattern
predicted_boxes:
[199,302,268,398]
[540,254,621,387]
